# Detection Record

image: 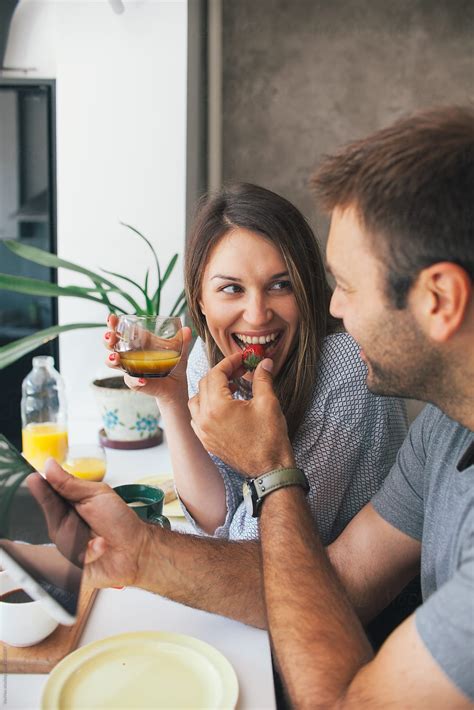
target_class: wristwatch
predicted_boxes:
[243,467,309,518]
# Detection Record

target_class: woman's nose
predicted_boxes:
[244,293,272,325]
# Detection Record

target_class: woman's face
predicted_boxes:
[199,228,300,378]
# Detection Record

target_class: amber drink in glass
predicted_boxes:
[115,315,183,378]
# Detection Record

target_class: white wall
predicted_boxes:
[6,0,188,424]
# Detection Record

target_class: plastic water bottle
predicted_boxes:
[21,356,68,472]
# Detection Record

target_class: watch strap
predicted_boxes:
[252,468,309,517]
[253,467,309,500]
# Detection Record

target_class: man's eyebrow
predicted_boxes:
[211,271,289,281]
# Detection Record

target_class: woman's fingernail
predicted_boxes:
[109,353,116,361]
[138,378,146,385]
[104,332,110,340]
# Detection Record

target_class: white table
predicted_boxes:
[3,421,277,709]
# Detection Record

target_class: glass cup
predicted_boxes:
[63,444,107,482]
[114,315,183,378]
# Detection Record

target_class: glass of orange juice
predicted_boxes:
[63,445,107,482]
[114,316,183,378]
[22,423,68,473]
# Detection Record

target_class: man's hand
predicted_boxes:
[27,472,90,567]
[40,460,153,589]
[188,354,296,476]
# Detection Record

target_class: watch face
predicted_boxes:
[243,481,257,517]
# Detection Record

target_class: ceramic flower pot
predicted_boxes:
[91,377,162,449]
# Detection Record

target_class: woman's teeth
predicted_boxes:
[234,332,280,346]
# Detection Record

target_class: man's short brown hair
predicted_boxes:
[312,106,474,307]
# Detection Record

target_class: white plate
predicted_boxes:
[42,631,239,709]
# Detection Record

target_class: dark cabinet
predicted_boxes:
[0,79,58,449]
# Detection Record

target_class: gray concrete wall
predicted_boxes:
[222,0,473,242]
[221,0,473,422]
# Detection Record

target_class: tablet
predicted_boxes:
[0,434,91,625]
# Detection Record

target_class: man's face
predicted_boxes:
[326,206,436,399]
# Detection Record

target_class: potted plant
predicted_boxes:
[0,223,186,448]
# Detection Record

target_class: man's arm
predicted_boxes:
[190,357,471,708]
[262,487,469,709]
[43,461,266,628]
[327,501,421,623]
[138,525,266,627]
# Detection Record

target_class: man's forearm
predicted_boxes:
[260,487,373,708]
[138,528,267,628]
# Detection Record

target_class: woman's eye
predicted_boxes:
[221,284,243,294]
[270,280,292,291]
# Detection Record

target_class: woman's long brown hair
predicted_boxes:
[185,183,340,441]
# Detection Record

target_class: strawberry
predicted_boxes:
[242,343,266,371]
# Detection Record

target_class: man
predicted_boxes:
[188,105,474,707]
[43,106,472,705]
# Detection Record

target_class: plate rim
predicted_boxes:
[41,630,239,709]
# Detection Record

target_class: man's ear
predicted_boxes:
[412,263,472,342]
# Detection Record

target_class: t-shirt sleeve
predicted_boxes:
[415,528,474,701]
[371,405,442,541]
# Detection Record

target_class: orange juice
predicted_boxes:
[22,423,68,471]
[120,350,181,377]
[63,457,106,481]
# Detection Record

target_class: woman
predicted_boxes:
[105,183,407,543]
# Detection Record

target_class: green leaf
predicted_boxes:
[100,268,146,314]
[5,240,117,288]
[119,223,162,313]
[0,273,107,304]
[0,438,35,536]
[0,442,33,481]
[176,299,188,318]
[89,279,124,316]
[4,240,142,313]
[169,289,186,317]
[143,269,154,315]
[0,323,103,370]
[161,254,178,288]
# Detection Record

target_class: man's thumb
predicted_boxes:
[252,358,275,396]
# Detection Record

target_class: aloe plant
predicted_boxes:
[0,223,186,370]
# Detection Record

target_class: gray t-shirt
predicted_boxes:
[186,333,408,544]
[372,405,474,700]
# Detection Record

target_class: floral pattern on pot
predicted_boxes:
[131,413,159,438]
[92,378,160,443]
[103,409,125,431]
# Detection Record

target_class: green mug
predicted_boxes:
[113,484,170,529]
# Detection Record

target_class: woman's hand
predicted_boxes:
[103,314,193,406]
